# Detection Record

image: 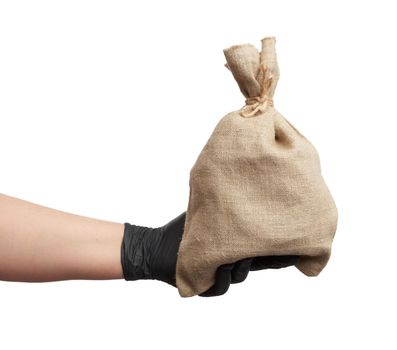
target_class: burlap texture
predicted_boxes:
[176,37,338,297]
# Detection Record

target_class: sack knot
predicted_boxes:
[239,63,274,118]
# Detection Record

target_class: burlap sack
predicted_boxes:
[176,37,338,298]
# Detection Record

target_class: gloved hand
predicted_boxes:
[199,255,299,297]
[121,212,299,297]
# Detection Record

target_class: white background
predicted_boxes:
[0,1,396,349]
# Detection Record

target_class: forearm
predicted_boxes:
[0,193,124,282]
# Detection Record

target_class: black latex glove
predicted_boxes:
[199,255,300,297]
[121,212,299,297]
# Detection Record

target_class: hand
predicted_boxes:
[121,212,299,297]
[199,255,300,297]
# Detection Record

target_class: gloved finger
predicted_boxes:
[231,257,253,284]
[250,255,300,271]
[199,263,234,297]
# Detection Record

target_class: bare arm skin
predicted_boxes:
[0,193,124,282]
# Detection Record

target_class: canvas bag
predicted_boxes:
[176,37,338,298]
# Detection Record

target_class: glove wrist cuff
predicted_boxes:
[121,223,159,281]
